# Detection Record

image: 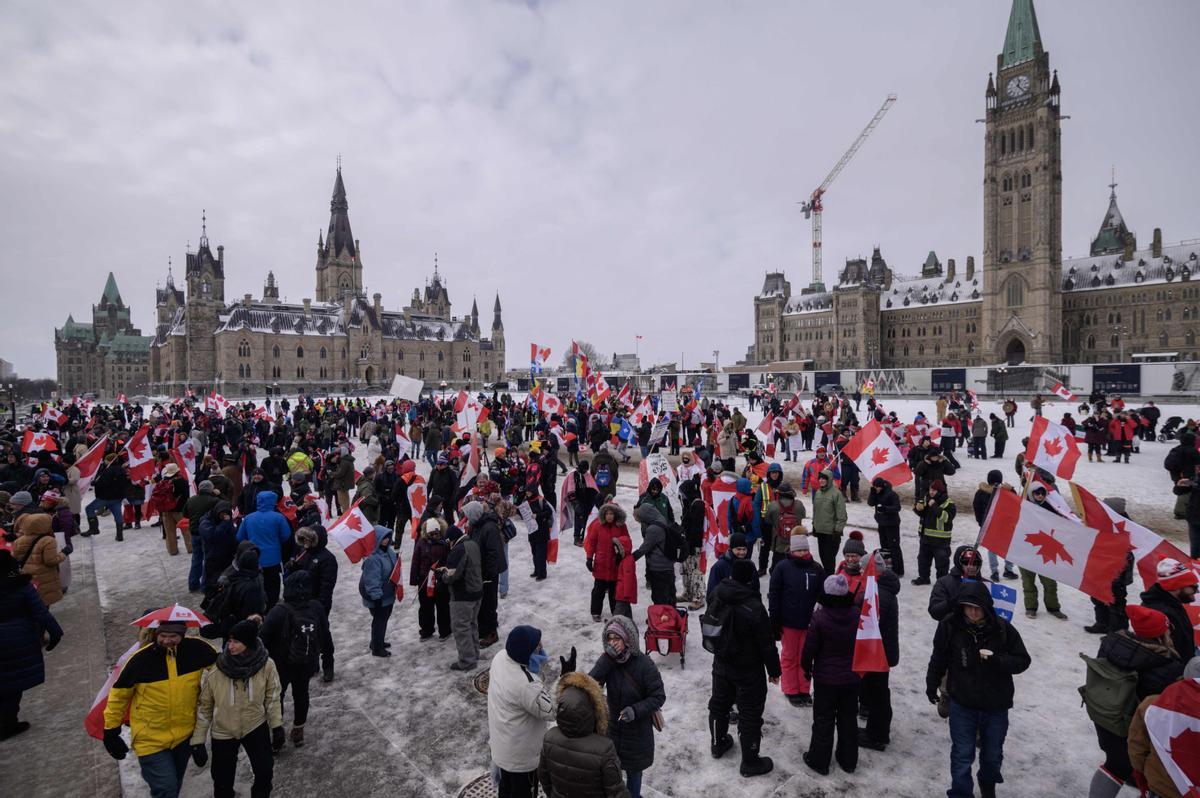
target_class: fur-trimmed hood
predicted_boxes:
[596,502,626,526]
[555,671,609,738]
[421,516,448,540]
[599,613,641,655]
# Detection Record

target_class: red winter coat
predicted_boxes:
[584,504,631,582]
[1108,418,1136,442]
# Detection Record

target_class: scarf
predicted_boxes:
[217,639,269,683]
[734,493,754,523]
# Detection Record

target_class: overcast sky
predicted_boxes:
[3,0,1198,378]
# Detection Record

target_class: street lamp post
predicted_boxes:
[5,383,15,426]
[1110,325,1129,362]
[440,380,448,404]
[997,366,1008,398]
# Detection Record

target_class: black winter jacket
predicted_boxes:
[876,569,901,667]
[767,555,823,631]
[588,618,665,772]
[1097,630,1184,700]
[928,545,990,621]
[711,578,781,678]
[537,673,630,798]
[288,526,338,614]
[470,511,507,579]
[867,481,901,527]
[1139,583,1198,662]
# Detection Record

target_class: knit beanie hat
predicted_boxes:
[789,531,810,553]
[1127,605,1169,639]
[1185,656,1200,680]
[198,480,215,494]
[229,619,260,648]
[731,559,757,586]
[823,573,849,597]
[729,532,747,551]
[1157,558,1199,592]
[8,490,32,508]
[987,470,1003,486]
[505,625,542,665]
[929,479,946,494]
[843,531,867,556]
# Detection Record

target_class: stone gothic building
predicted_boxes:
[752,0,1198,370]
[55,273,153,398]
[149,167,505,397]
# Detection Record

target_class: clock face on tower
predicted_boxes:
[1006,74,1030,98]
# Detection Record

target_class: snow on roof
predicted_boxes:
[213,299,475,342]
[881,272,981,311]
[1062,241,1200,293]
[782,291,834,316]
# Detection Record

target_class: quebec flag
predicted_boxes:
[616,416,637,444]
[990,582,1018,623]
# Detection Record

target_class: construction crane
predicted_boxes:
[800,93,897,292]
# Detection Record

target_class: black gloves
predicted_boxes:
[103,728,128,760]
[271,726,286,752]
[585,558,594,572]
[927,688,940,705]
[191,744,208,767]
[62,544,74,556]
[45,634,62,652]
[560,646,577,675]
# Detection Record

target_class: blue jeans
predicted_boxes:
[188,533,205,591]
[986,550,1013,575]
[138,741,191,798]
[626,769,643,798]
[86,497,126,530]
[948,701,1008,798]
[498,542,509,596]
[425,449,438,469]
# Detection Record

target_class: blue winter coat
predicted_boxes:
[236,491,291,568]
[767,555,824,631]
[359,526,399,608]
[728,478,761,544]
[0,575,64,692]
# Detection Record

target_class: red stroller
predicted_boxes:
[644,604,688,669]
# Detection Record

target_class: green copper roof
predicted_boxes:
[58,315,94,340]
[1002,0,1042,68]
[101,272,122,305]
[106,334,153,354]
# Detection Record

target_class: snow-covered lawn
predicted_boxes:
[95,395,1194,797]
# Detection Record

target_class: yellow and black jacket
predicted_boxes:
[103,637,217,756]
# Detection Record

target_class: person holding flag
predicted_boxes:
[357,525,399,658]
[857,549,900,752]
[925,582,1031,798]
[800,573,861,776]
[1021,484,1069,620]
[410,518,451,640]
[440,525,483,672]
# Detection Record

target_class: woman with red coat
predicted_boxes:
[409,517,451,640]
[584,503,634,622]
[1108,413,1137,464]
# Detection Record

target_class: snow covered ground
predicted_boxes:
[84,395,1196,797]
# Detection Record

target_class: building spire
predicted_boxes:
[326,164,355,258]
[1001,0,1042,68]
[199,209,209,249]
[1108,165,1118,199]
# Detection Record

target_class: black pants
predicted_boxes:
[210,722,273,798]
[917,535,950,580]
[816,534,842,576]
[859,671,893,744]
[647,569,676,605]
[277,661,312,726]
[262,565,282,609]
[993,439,1006,458]
[368,604,393,652]
[319,604,334,672]
[590,579,616,617]
[972,437,987,458]
[497,768,539,798]
[378,503,396,531]
[0,690,21,728]
[757,529,774,573]
[530,538,548,579]
[418,588,451,638]
[876,525,903,576]
[1091,578,1129,632]
[478,580,499,638]
[708,660,767,738]
[808,680,860,772]
[573,503,590,543]
[1094,723,1133,784]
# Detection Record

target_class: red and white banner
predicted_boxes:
[43,407,68,427]
[394,426,412,460]
[21,430,58,454]
[205,391,231,417]
[980,488,1132,603]
[407,476,428,540]
[1024,416,1082,480]
[701,474,738,572]
[852,555,889,676]
[842,420,912,486]
[1071,481,1196,589]
[327,500,375,563]
[74,436,109,495]
[123,425,156,482]
[1051,382,1076,402]
[1142,676,1200,798]
[630,397,654,427]
[754,412,778,458]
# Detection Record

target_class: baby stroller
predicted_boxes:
[644,604,688,669]
[1159,416,1185,442]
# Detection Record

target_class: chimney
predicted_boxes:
[303,298,311,317]
[966,256,976,281]
[373,292,382,315]
[217,245,224,265]
[1152,228,1163,259]
[946,258,956,282]
[242,294,252,307]
[1124,233,1136,262]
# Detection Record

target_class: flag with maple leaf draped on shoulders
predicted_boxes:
[841,419,912,487]
[1025,416,1082,480]
[327,499,375,563]
[1142,675,1200,798]
[979,488,1132,603]
[123,425,156,482]
[852,554,888,676]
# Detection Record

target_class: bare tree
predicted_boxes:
[561,340,602,373]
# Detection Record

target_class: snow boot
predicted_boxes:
[709,714,733,760]
[82,516,99,537]
[979,781,996,798]
[115,528,124,542]
[1087,767,1123,798]
[738,732,773,777]
[0,721,31,740]
[291,725,305,747]
[322,665,334,683]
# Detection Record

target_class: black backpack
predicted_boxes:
[661,522,689,564]
[284,603,321,666]
[700,594,734,655]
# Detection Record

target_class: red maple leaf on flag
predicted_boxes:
[1024,529,1074,565]
[1042,436,1064,457]
[1168,727,1200,788]
[858,598,873,630]
[870,447,890,466]
[344,512,362,532]
[127,435,147,460]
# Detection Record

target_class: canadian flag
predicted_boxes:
[123,425,156,482]
[630,397,654,427]
[394,426,412,460]
[1071,480,1196,589]
[754,412,777,458]
[424,563,438,597]
[980,488,1132,603]
[852,555,889,676]
[541,391,564,419]
[460,433,482,492]
[206,391,230,418]
[327,500,375,564]
[21,430,58,454]
[1024,416,1082,480]
[701,474,739,572]
[1142,676,1200,798]
[407,476,428,540]
[253,406,274,424]
[546,494,561,565]
[590,374,611,408]
[1028,472,1081,522]
[74,436,110,495]
[174,436,198,480]
[43,407,68,427]
[617,382,634,410]
[116,393,127,404]
[842,420,913,486]
[388,550,405,602]
[83,641,142,740]
[1051,382,1076,401]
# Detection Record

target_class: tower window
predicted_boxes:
[1018,128,1024,150]
[1005,277,1025,308]
[296,346,304,359]
[1027,124,1034,149]
[320,347,327,359]
[272,345,280,359]
[1000,134,1006,155]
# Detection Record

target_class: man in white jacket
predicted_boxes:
[487,624,575,797]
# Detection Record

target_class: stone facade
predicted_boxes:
[752,0,1197,370]
[150,168,505,397]
[55,273,153,398]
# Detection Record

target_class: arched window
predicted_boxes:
[1027,124,1034,150]
[1156,309,1164,322]
[1004,277,1025,308]
[1000,133,1006,155]
[1160,331,1169,346]
[437,351,444,362]
[1017,128,1024,150]
[1186,330,1196,346]
[398,349,404,361]
[319,347,327,360]
[238,340,250,357]
[296,346,304,359]
[1166,309,1173,321]
[1008,129,1015,153]
[201,279,212,298]
[272,345,280,359]
[245,365,251,379]
[1111,335,1119,349]
[967,341,975,355]
[1087,335,1095,350]
[237,364,244,378]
